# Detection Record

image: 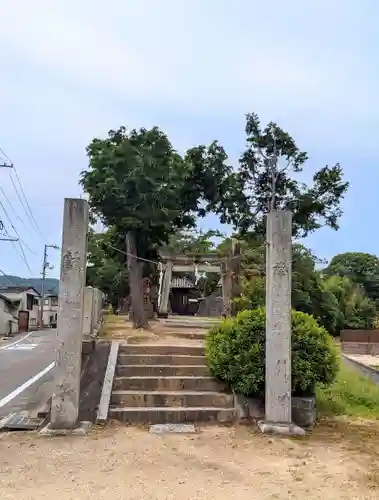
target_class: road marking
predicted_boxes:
[0,331,35,350]
[0,362,55,408]
[3,343,38,351]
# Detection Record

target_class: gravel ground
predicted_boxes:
[1,421,378,499]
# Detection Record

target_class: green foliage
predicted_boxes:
[166,228,223,296]
[324,252,379,304]
[81,128,235,250]
[322,275,376,331]
[216,113,349,236]
[81,127,192,255]
[167,228,223,254]
[86,228,129,310]
[317,363,379,419]
[205,308,339,398]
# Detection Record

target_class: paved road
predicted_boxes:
[0,329,56,419]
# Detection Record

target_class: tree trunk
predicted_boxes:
[126,232,149,329]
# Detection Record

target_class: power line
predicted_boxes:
[0,145,46,242]
[0,200,34,274]
[102,242,160,265]
[0,198,37,256]
[2,226,33,274]
[0,184,34,237]
[10,168,46,242]
[0,147,12,165]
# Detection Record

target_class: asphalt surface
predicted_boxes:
[0,329,57,419]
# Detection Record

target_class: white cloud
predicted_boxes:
[0,0,377,275]
[0,0,376,122]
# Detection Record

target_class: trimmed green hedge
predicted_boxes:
[205,307,339,397]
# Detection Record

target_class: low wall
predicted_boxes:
[340,329,379,355]
[342,354,379,387]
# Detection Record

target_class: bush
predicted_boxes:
[205,307,339,397]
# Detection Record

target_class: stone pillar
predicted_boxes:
[92,288,102,332]
[221,258,232,317]
[259,210,304,436]
[50,198,89,430]
[92,288,99,331]
[82,286,94,337]
[158,260,172,318]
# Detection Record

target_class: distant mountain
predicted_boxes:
[0,275,59,295]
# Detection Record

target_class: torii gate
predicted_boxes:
[157,245,240,318]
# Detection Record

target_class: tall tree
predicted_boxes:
[86,228,129,313]
[168,228,223,254]
[81,127,232,327]
[323,275,376,332]
[214,113,349,236]
[323,252,379,305]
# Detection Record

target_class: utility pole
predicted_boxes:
[40,243,59,328]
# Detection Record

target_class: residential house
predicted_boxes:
[0,286,40,332]
[42,293,58,327]
[0,293,19,336]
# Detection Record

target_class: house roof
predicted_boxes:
[0,293,14,306]
[171,277,195,289]
[0,286,41,296]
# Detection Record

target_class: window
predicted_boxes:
[51,298,58,307]
[26,294,33,311]
[33,297,39,306]
[30,318,36,326]
[44,298,49,306]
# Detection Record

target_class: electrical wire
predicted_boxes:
[0,147,12,165]
[6,233,33,274]
[9,170,46,242]
[0,145,47,242]
[103,242,160,265]
[0,198,34,274]
[0,198,37,256]
[9,166,47,241]
[0,185,35,237]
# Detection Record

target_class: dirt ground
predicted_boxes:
[1,419,379,499]
[100,315,207,346]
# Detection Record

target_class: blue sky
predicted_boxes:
[0,0,377,278]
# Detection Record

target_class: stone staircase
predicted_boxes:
[108,344,236,424]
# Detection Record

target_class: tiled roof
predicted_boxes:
[171,277,195,289]
[0,286,40,295]
[0,293,13,305]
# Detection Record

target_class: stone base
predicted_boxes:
[40,421,92,437]
[292,396,316,427]
[149,423,196,434]
[157,312,168,318]
[258,421,305,437]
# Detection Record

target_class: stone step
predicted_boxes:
[116,364,210,377]
[118,354,207,366]
[113,376,223,392]
[108,406,236,424]
[111,390,234,408]
[118,344,205,356]
[171,331,206,340]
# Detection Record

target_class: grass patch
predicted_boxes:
[317,362,379,419]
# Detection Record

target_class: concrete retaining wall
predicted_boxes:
[342,354,379,387]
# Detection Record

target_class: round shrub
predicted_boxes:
[205,307,339,397]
